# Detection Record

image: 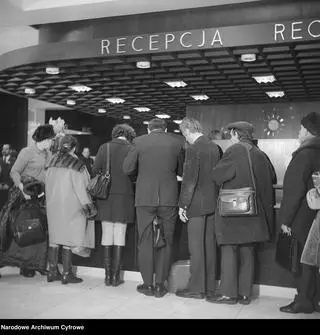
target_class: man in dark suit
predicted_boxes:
[123,118,184,298]
[279,112,320,314]
[175,117,220,299]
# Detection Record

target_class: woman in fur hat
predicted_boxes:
[45,135,96,284]
[0,124,55,278]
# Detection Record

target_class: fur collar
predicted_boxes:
[293,137,320,157]
[47,153,85,172]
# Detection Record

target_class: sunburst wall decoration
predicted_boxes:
[263,108,286,137]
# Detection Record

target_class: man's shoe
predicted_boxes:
[154,283,168,298]
[137,284,154,296]
[206,294,238,305]
[279,301,314,314]
[176,289,205,299]
[206,291,217,299]
[238,295,251,305]
[20,268,35,278]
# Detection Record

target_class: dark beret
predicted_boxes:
[226,121,254,135]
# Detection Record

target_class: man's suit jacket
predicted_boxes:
[179,135,220,218]
[123,130,184,207]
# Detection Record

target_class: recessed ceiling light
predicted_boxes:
[24,87,35,95]
[123,115,131,120]
[143,121,149,125]
[136,61,151,69]
[155,114,171,119]
[66,99,76,106]
[98,108,106,113]
[134,107,151,112]
[253,75,276,84]
[69,84,92,93]
[165,81,187,88]
[241,54,256,62]
[191,94,209,101]
[173,120,182,124]
[266,91,285,98]
[106,97,125,104]
[174,129,180,133]
[46,67,59,75]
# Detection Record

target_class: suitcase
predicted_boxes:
[168,260,191,293]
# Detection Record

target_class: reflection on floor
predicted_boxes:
[0,266,319,319]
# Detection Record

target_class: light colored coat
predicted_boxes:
[45,166,94,249]
[301,188,320,268]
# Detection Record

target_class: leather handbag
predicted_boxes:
[275,232,299,273]
[11,200,47,247]
[218,144,258,217]
[87,143,111,199]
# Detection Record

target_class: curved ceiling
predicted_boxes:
[1,40,320,123]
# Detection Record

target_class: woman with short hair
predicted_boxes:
[93,124,136,287]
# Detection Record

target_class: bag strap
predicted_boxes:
[244,144,256,190]
[106,143,110,175]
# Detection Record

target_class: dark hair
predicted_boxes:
[111,124,136,143]
[32,125,55,142]
[231,128,253,142]
[179,117,203,134]
[59,135,78,154]
[148,118,167,131]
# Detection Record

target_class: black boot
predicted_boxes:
[61,248,83,285]
[47,246,62,283]
[20,268,35,278]
[112,246,124,287]
[104,246,113,286]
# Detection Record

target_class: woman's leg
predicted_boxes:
[112,222,127,286]
[101,221,114,286]
[61,246,82,285]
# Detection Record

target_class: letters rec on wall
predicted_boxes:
[100,18,320,57]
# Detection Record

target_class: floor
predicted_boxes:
[0,267,319,319]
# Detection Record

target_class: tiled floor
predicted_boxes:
[0,267,319,319]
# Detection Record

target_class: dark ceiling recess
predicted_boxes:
[0,40,320,122]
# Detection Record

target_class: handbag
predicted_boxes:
[87,143,111,199]
[11,200,47,247]
[218,144,258,217]
[275,232,299,273]
[153,216,166,250]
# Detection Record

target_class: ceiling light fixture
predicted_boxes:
[106,97,125,104]
[143,121,150,125]
[123,115,131,120]
[155,114,171,119]
[24,87,35,95]
[134,107,151,112]
[98,108,106,114]
[173,120,182,124]
[191,94,209,101]
[266,91,285,98]
[174,129,180,133]
[66,99,76,106]
[69,84,92,93]
[46,67,60,75]
[165,81,187,88]
[241,54,256,62]
[253,75,276,84]
[136,61,151,69]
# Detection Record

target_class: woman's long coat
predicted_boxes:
[212,142,275,245]
[45,156,94,248]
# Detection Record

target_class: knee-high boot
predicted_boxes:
[104,246,113,286]
[47,246,62,282]
[61,248,83,285]
[112,246,124,287]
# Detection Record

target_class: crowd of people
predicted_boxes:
[0,112,320,315]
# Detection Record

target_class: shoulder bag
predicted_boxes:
[218,144,258,217]
[87,143,111,199]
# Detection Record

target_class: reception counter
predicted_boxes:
[73,184,297,289]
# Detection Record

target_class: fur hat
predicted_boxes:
[301,112,320,136]
[226,121,254,136]
[32,125,55,142]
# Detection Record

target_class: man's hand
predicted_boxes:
[179,208,188,223]
[281,224,292,236]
